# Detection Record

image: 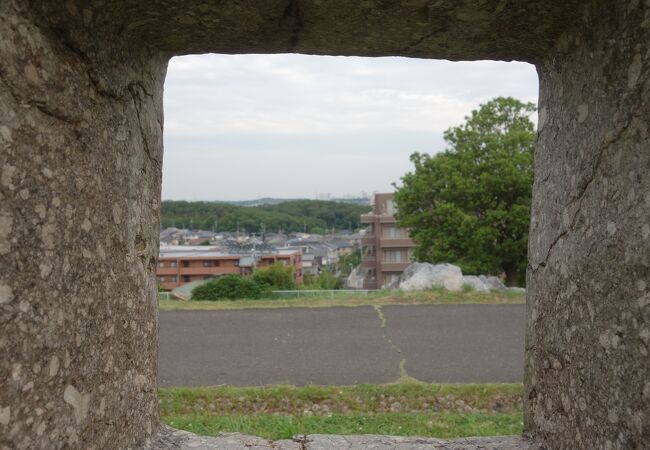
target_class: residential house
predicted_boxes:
[157,247,303,290]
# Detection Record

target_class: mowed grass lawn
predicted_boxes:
[159,288,525,311]
[159,383,524,441]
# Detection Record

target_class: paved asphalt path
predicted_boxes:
[159,304,525,387]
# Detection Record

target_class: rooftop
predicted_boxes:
[159,246,300,259]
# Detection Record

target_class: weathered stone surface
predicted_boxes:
[150,427,539,450]
[1,0,647,449]
[149,426,300,449]
[305,434,540,449]
[526,1,650,449]
[28,1,584,62]
[399,263,464,292]
[1,1,165,448]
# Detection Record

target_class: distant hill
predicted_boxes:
[224,198,306,207]
[224,197,371,207]
[161,200,372,233]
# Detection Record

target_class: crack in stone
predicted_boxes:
[128,84,161,172]
[0,23,153,129]
[48,26,127,101]
[292,434,307,450]
[281,0,304,50]
[34,102,82,124]
[401,29,439,54]
[0,68,83,124]
[49,25,155,102]
[532,115,636,272]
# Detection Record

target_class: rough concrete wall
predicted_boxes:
[0,2,166,448]
[45,0,582,61]
[526,0,650,448]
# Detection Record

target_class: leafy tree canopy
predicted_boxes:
[394,97,536,286]
[252,263,296,291]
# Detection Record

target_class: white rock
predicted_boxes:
[507,287,526,294]
[462,275,491,293]
[479,275,507,291]
[345,265,365,289]
[398,263,463,292]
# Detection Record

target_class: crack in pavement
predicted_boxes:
[373,305,423,384]
[373,305,387,328]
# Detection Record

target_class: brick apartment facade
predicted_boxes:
[157,248,303,290]
[360,193,415,289]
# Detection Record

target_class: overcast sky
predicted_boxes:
[162,54,538,201]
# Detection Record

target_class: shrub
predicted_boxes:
[299,269,342,290]
[191,275,263,300]
[317,269,343,290]
[252,262,296,292]
[302,272,317,288]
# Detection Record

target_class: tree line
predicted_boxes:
[161,199,371,234]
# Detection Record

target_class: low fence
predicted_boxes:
[271,289,378,298]
[158,289,379,301]
[157,291,175,301]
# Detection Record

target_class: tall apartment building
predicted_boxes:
[156,247,303,290]
[360,193,415,289]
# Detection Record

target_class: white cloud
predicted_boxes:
[162,54,538,200]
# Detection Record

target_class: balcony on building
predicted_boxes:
[379,237,414,248]
[380,261,410,272]
[362,279,378,289]
[157,266,179,275]
[178,266,234,276]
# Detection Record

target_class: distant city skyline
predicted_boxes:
[162,54,538,201]
[199,193,375,203]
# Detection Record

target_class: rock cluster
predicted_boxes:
[398,263,464,292]
[462,274,513,292]
[397,263,524,293]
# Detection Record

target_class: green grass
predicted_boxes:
[159,383,523,441]
[159,288,525,311]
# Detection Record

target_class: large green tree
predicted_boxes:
[394,97,536,286]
